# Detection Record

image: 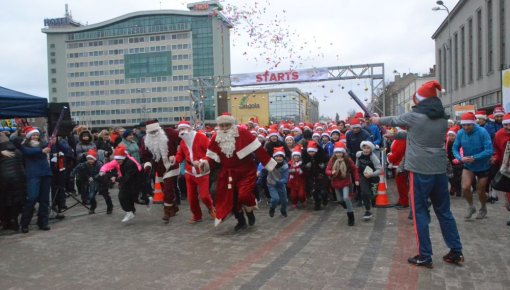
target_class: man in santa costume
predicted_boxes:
[387,127,409,209]
[140,119,180,222]
[169,121,215,224]
[202,113,277,231]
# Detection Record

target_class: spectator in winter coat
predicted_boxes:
[19,127,52,233]
[303,141,330,210]
[326,142,359,226]
[95,130,114,162]
[120,129,141,163]
[75,130,96,162]
[0,132,26,231]
[453,113,493,220]
[320,132,334,157]
[260,147,289,217]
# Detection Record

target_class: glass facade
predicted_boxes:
[269,92,302,124]
[124,51,172,78]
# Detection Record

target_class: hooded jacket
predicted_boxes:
[379,97,449,175]
[76,130,96,161]
[453,125,493,173]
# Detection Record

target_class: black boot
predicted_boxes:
[246,211,256,226]
[347,212,354,226]
[234,211,247,231]
[89,199,97,214]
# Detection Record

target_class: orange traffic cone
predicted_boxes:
[153,173,164,204]
[375,168,392,208]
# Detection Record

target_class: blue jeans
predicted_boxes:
[268,184,288,213]
[20,176,52,227]
[334,187,353,212]
[410,173,462,258]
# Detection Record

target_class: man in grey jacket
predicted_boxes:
[371,80,463,269]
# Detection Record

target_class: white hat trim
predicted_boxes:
[460,120,476,125]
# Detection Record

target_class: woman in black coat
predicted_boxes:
[0,132,26,231]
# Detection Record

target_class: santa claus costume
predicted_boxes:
[387,128,409,208]
[288,145,306,208]
[204,113,276,231]
[140,119,181,222]
[172,121,216,223]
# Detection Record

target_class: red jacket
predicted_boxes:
[288,159,305,189]
[493,128,510,167]
[175,131,210,177]
[388,138,406,167]
[325,157,359,189]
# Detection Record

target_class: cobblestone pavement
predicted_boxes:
[1,181,509,290]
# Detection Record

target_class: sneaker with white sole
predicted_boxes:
[121,211,135,222]
[475,207,487,219]
[464,205,476,219]
[363,211,373,220]
[146,196,153,211]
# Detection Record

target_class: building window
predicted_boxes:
[51,58,56,64]
[461,26,466,86]
[477,8,483,79]
[487,0,493,73]
[454,32,459,89]
[50,44,55,49]
[51,78,56,84]
[52,88,57,93]
[51,68,56,74]
[501,0,506,69]
[52,97,57,102]
[468,18,474,83]
[443,47,447,90]
[50,52,56,57]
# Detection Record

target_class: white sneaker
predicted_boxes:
[121,211,135,222]
[465,206,476,219]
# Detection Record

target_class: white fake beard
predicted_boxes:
[144,128,169,162]
[215,126,239,158]
[179,130,195,148]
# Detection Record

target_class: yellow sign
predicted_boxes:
[230,92,269,125]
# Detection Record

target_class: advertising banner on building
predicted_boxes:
[231,68,329,87]
[502,68,510,113]
[453,105,475,117]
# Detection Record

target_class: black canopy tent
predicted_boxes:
[0,86,48,119]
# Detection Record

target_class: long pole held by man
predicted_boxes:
[371,80,464,268]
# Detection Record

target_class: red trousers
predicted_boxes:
[215,168,257,221]
[185,174,213,220]
[396,172,409,206]
[289,187,306,205]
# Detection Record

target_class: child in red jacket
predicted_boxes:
[288,145,306,209]
[326,142,359,226]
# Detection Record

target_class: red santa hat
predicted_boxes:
[360,140,375,151]
[447,126,459,136]
[414,80,444,102]
[145,119,161,132]
[502,113,510,125]
[354,112,364,119]
[333,141,346,153]
[493,106,505,117]
[113,146,127,160]
[298,122,305,127]
[321,132,331,139]
[177,121,192,130]
[460,112,477,125]
[330,125,340,135]
[257,132,267,140]
[285,135,294,141]
[86,149,98,160]
[350,118,362,129]
[273,146,285,158]
[217,112,236,124]
[475,110,487,119]
[312,131,321,139]
[488,114,495,122]
[292,145,302,156]
[23,126,39,138]
[267,129,279,138]
[307,141,318,152]
[257,127,267,134]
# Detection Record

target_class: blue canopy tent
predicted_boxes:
[0,86,48,119]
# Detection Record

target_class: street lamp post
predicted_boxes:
[433,0,452,117]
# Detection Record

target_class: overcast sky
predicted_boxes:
[0,0,458,119]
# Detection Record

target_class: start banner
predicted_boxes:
[231,68,329,86]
